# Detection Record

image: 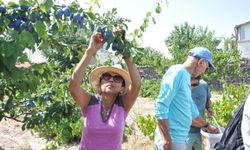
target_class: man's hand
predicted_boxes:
[205,124,219,133]
[162,139,172,150]
[158,120,173,150]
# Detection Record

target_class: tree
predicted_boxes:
[165,22,220,64]
[0,0,168,146]
[134,47,170,75]
[165,22,242,82]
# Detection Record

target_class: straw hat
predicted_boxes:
[89,66,131,94]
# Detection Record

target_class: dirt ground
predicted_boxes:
[123,97,155,150]
[0,97,155,150]
[0,118,50,150]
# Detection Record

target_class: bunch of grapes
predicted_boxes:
[0,4,86,34]
[96,27,131,58]
[55,7,85,28]
[0,4,34,33]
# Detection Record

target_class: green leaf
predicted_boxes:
[3,18,10,26]
[107,32,115,43]
[7,2,19,8]
[17,54,29,62]
[18,31,35,48]
[86,12,96,20]
[5,44,15,57]
[117,40,125,50]
[38,40,49,50]
[155,4,161,14]
[21,124,26,131]
[39,0,53,13]
[19,0,32,5]
[0,113,3,121]
[34,21,48,39]
[106,42,111,50]
[146,12,151,17]
[51,23,58,34]
[152,17,156,24]
[10,68,24,79]
[57,21,64,32]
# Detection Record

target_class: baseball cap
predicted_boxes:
[188,47,216,71]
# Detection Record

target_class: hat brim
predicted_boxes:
[89,66,131,94]
[209,62,217,71]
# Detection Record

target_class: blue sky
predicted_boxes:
[3,0,250,57]
[96,0,250,56]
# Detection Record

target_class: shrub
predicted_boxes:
[210,83,249,127]
[136,114,157,141]
[140,79,160,98]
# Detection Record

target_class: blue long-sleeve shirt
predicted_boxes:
[189,79,211,133]
[154,65,199,143]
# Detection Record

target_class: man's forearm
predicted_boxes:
[157,119,172,149]
[192,115,209,128]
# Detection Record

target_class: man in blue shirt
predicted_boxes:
[154,47,218,150]
[187,76,214,150]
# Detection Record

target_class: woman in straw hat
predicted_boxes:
[69,31,141,150]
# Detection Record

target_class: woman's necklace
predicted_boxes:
[100,97,112,121]
[102,108,110,121]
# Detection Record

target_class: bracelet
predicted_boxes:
[203,122,210,128]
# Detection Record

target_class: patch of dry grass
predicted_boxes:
[122,97,155,149]
[211,90,223,102]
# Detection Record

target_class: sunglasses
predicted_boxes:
[100,73,125,84]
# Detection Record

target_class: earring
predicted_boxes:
[119,91,123,96]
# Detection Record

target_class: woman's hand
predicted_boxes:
[87,32,106,53]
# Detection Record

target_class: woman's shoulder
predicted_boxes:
[88,95,101,105]
[115,95,124,107]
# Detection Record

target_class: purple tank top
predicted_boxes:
[79,95,127,150]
